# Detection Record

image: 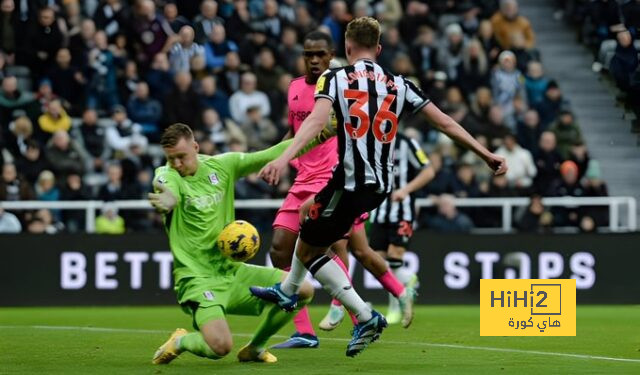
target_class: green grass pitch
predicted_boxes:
[2,305,639,374]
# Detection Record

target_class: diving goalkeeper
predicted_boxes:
[149,123,314,364]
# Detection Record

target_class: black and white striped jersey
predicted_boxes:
[314,58,430,193]
[371,133,430,223]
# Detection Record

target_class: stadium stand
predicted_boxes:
[0,0,635,234]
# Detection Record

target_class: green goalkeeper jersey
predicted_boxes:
[153,140,292,284]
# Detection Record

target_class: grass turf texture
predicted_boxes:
[1,306,639,374]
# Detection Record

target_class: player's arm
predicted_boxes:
[421,102,507,175]
[149,167,180,213]
[391,140,435,201]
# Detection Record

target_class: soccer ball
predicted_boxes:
[217,220,261,262]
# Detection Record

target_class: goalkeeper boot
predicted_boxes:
[237,344,278,363]
[249,283,298,312]
[346,310,387,357]
[152,328,187,364]
[318,304,345,331]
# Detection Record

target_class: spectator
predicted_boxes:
[421,151,455,195]
[582,159,609,227]
[38,99,72,136]
[163,2,189,33]
[16,139,49,186]
[229,72,270,124]
[490,0,535,50]
[5,116,35,159]
[200,108,246,152]
[268,73,292,127]
[199,75,230,120]
[515,194,553,232]
[482,105,511,149]
[470,86,493,124]
[0,0,17,60]
[322,0,351,57]
[409,26,438,87]
[437,23,466,84]
[26,208,63,234]
[60,173,90,233]
[86,31,119,113]
[68,19,96,67]
[216,51,248,95]
[551,160,586,226]
[59,0,83,45]
[399,1,436,46]
[292,3,317,42]
[379,25,407,70]
[254,47,284,94]
[258,0,285,43]
[132,0,174,67]
[48,48,85,113]
[238,27,275,66]
[72,109,109,172]
[145,53,173,102]
[535,80,569,130]
[495,133,537,192]
[98,162,138,201]
[510,32,537,73]
[163,71,201,129]
[0,162,34,201]
[524,61,549,108]
[491,50,526,130]
[34,79,59,114]
[21,7,63,82]
[516,109,542,154]
[549,109,583,160]
[225,0,252,43]
[424,194,474,233]
[476,19,500,64]
[0,76,38,125]
[458,38,490,98]
[452,162,482,198]
[34,170,59,202]
[45,130,88,181]
[459,135,493,191]
[105,105,148,155]
[609,29,638,92]
[239,106,278,150]
[194,0,225,44]
[278,26,303,75]
[170,25,205,73]
[0,206,22,233]
[95,202,125,234]
[93,0,129,42]
[127,82,162,139]
[204,23,238,71]
[533,131,563,195]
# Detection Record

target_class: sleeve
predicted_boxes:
[314,69,337,103]
[406,138,430,169]
[215,140,294,179]
[153,166,182,203]
[403,78,430,114]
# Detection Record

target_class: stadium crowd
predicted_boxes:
[0,0,609,234]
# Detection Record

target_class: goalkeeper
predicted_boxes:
[149,123,315,365]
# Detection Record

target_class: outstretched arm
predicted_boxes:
[259,98,333,185]
[421,102,507,175]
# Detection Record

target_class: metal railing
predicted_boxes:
[1,196,636,233]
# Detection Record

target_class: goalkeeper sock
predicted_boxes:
[306,255,372,323]
[178,332,222,359]
[280,248,308,295]
[251,297,312,348]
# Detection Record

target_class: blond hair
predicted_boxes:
[160,123,194,148]
[345,17,381,49]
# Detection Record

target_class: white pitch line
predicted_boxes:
[1,325,639,364]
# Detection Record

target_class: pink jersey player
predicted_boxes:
[274,76,356,233]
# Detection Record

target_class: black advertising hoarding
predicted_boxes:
[1,233,639,306]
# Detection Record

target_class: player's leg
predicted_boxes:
[152,304,230,364]
[318,239,359,330]
[269,219,318,348]
[229,264,314,361]
[386,221,419,328]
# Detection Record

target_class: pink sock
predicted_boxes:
[293,306,316,336]
[377,270,405,298]
[331,298,342,306]
[331,256,359,325]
